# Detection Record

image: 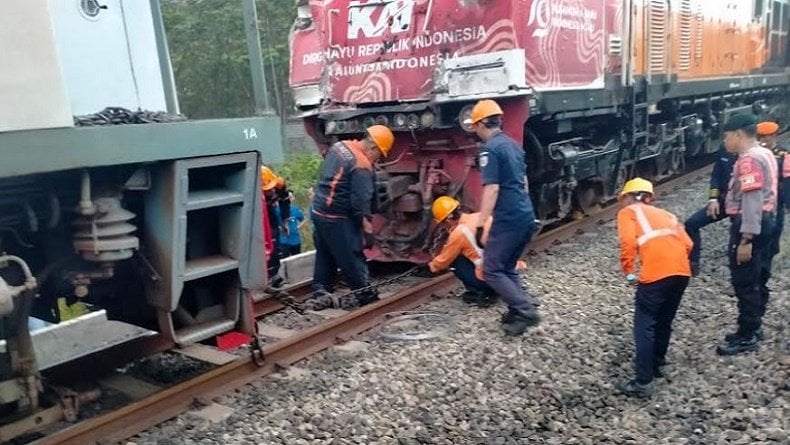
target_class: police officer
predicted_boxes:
[616,178,692,397]
[310,125,394,308]
[683,145,736,276]
[756,121,789,259]
[717,114,778,356]
[463,100,540,336]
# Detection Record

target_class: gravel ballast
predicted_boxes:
[132,178,789,445]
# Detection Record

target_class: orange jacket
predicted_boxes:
[616,203,693,283]
[429,213,491,276]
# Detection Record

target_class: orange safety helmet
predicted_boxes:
[365,125,394,157]
[260,166,278,191]
[432,196,460,223]
[464,99,504,125]
[756,121,779,136]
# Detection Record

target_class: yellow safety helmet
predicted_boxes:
[620,177,654,198]
[432,196,460,223]
[463,99,504,125]
[366,125,395,157]
[261,166,278,191]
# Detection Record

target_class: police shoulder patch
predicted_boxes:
[479,151,489,168]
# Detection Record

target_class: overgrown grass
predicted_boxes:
[275,153,321,251]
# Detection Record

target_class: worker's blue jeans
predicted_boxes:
[684,200,728,266]
[633,276,688,384]
[483,220,536,311]
[450,256,491,294]
[312,214,370,294]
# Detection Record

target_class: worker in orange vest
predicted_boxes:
[423,196,527,307]
[261,166,290,288]
[616,178,693,398]
[310,125,394,308]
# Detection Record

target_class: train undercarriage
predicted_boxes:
[302,83,788,263]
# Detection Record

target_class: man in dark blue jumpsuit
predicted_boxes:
[464,99,540,336]
[310,125,393,308]
[683,146,736,276]
[756,121,789,260]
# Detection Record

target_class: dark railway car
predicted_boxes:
[0,0,281,435]
[288,0,790,263]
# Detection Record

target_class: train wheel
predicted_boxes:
[576,185,602,215]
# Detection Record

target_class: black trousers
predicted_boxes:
[633,276,689,384]
[684,200,728,265]
[451,256,492,294]
[312,214,370,295]
[281,243,301,258]
[728,215,775,336]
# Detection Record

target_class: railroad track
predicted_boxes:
[23,165,712,445]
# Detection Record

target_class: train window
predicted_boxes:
[774,1,782,28]
[755,0,763,18]
[782,3,788,31]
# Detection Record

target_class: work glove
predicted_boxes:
[413,265,434,278]
[626,274,637,285]
[363,231,375,249]
[475,226,486,248]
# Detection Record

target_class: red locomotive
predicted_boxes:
[289,0,790,263]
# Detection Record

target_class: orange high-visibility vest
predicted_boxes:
[429,213,490,274]
[617,203,693,284]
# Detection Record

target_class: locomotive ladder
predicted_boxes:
[610,78,650,195]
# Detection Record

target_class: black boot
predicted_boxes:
[355,291,380,307]
[462,290,497,308]
[716,333,760,356]
[725,327,764,342]
[501,308,540,336]
[618,380,654,398]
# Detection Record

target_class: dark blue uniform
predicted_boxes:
[684,146,737,274]
[478,131,537,311]
[311,140,376,302]
[769,145,788,258]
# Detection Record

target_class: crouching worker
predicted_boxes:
[421,196,527,307]
[616,178,692,398]
[424,196,496,307]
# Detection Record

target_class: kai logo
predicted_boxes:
[347,0,414,39]
[528,0,600,38]
[527,0,551,38]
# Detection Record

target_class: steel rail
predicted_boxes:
[31,275,458,445]
[32,165,713,445]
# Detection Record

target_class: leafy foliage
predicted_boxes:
[161,0,296,119]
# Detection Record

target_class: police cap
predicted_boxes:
[722,114,758,132]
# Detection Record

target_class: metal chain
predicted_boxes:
[299,266,422,311]
[73,107,186,127]
[268,288,306,314]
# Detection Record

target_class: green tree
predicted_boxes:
[161,0,296,119]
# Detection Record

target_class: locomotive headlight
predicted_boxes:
[363,116,376,128]
[325,120,338,134]
[346,119,359,132]
[393,113,407,128]
[420,111,435,128]
[375,114,389,126]
[459,105,475,132]
[407,113,420,129]
[336,120,347,132]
